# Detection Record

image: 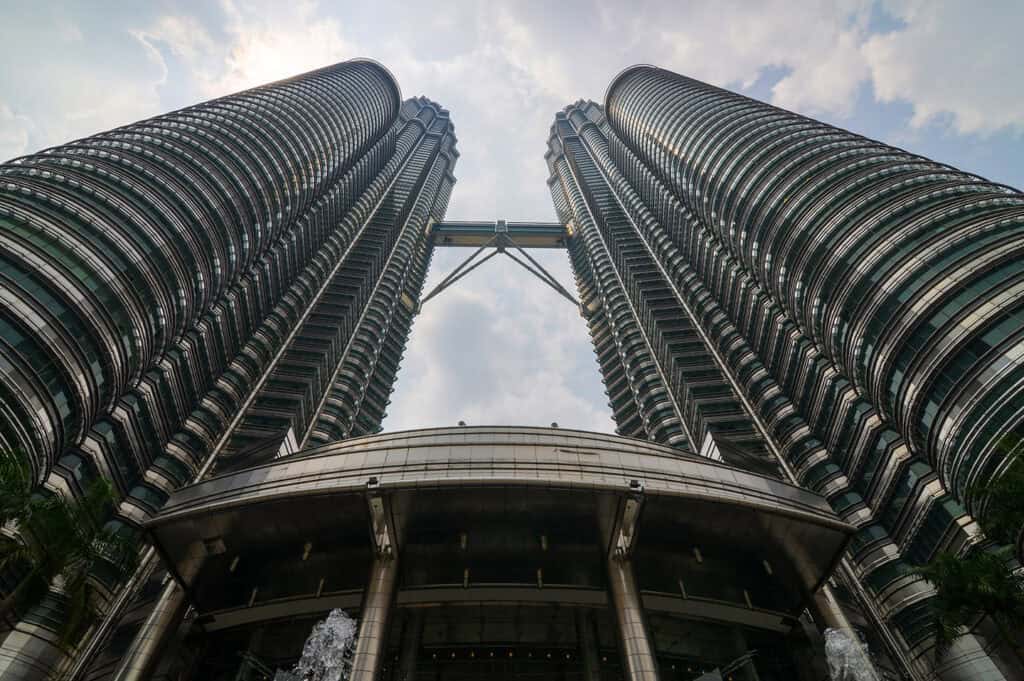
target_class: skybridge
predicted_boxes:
[422,219,582,312]
[432,219,569,248]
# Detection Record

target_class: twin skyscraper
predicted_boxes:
[1,59,1022,680]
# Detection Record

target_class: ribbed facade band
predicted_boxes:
[550,67,1024,680]
[0,61,456,679]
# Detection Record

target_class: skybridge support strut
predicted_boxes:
[420,220,582,312]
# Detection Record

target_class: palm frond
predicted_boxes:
[0,535,31,566]
[77,478,115,528]
[919,548,1024,659]
[968,438,1024,546]
[0,450,35,522]
[931,613,962,660]
[94,528,139,579]
[58,571,95,650]
[0,566,48,625]
[0,468,140,642]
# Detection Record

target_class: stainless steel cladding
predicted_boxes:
[549,66,1024,680]
[0,62,457,680]
[0,60,402,484]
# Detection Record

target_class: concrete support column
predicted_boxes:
[732,627,760,681]
[577,608,601,681]
[350,553,399,681]
[233,627,266,681]
[112,580,190,681]
[811,584,857,632]
[934,631,1020,681]
[0,619,63,681]
[397,608,424,681]
[607,554,659,681]
[811,587,880,681]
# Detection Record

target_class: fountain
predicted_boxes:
[274,609,358,681]
[824,628,881,681]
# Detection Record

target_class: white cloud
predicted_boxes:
[488,7,576,100]
[384,250,613,433]
[0,9,166,150]
[134,14,216,70]
[864,0,1024,135]
[772,23,871,116]
[644,0,872,117]
[0,103,32,162]
[137,0,356,99]
[54,17,83,43]
[209,0,354,96]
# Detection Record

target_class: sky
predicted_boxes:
[1,0,1022,434]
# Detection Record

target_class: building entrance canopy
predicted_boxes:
[147,427,852,634]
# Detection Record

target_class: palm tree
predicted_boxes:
[916,548,1024,663]
[0,449,35,522]
[0,451,138,647]
[970,439,1024,546]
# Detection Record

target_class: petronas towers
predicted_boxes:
[1,60,1022,681]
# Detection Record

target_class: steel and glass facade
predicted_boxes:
[2,58,1023,681]
[549,67,1024,680]
[0,61,456,679]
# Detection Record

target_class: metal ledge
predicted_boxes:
[199,585,795,633]
[146,427,853,622]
